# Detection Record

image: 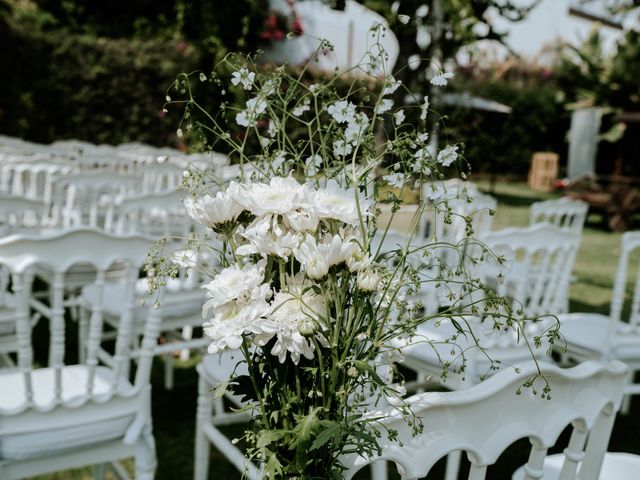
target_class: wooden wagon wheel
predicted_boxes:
[607,186,640,232]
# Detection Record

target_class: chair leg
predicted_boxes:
[92,463,106,480]
[445,450,462,480]
[164,352,174,390]
[79,306,89,363]
[135,427,157,480]
[194,374,214,480]
[180,325,193,362]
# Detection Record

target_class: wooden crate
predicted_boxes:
[528,152,559,192]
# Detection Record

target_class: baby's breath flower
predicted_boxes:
[394,109,405,126]
[292,97,311,117]
[375,99,394,115]
[397,14,410,24]
[327,100,357,124]
[231,67,255,90]
[420,96,430,121]
[437,144,459,167]
[430,71,455,87]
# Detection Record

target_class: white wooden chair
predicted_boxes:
[111,190,191,239]
[79,190,207,389]
[530,197,589,233]
[0,162,74,205]
[400,224,582,392]
[193,350,256,480]
[0,195,48,236]
[342,360,629,480]
[0,228,159,479]
[47,172,139,230]
[557,231,640,413]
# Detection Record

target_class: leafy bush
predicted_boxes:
[0,22,199,145]
[443,64,566,179]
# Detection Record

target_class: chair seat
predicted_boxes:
[559,313,640,359]
[81,277,205,322]
[0,365,136,460]
[512,452,640,480]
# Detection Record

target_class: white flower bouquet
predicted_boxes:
[153,28,557,479]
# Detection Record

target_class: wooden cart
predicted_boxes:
[565,174,640,232]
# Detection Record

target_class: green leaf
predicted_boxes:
[264,452,283,479]
[212,379,231,399]
[292,407,322,445]
[310,421,342,451]
[256,429,289,449]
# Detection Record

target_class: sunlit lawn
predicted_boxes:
[35,181,639,480]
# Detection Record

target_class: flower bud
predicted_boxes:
[298,318,317,336]
[357,269,380,292]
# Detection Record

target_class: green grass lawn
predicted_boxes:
[34,181,640,480]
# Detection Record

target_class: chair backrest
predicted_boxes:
[113,190,191,239]
[343,360,628,480]
[530,197,589,233]
[0,228,159,414]
[0,162,74,204]
[481,224,581,317]
[421,185,497,271]
[139,163,184,193]
[48,172,139,229]
[0,195,48,234]
[610,231,640,331]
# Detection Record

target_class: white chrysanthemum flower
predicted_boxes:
[357,269,380,291]
[437,144,459,167]
[253,276,328,364]
[294,233,346,279]
[236,95,267,127]
[375,99,394,115]
[292,98,311,117]
[420,96,430,121]
[294,235,331,279]
[234,176,309,217]
[184,189,244,228]
[236,216,302,259]
[327,100,357,124]
[430,71,454,87]
[285,208,320,233]
[312,180,371,225]
[333,139,353,157]
[202,262,267,316]
[382,79,402,96]
[394,109,405,126]
[342,240,370,272]
[231,67,256,90]
[204,286,271,353]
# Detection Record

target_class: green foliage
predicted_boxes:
[445,64,565,177]
[0,21,199,145]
